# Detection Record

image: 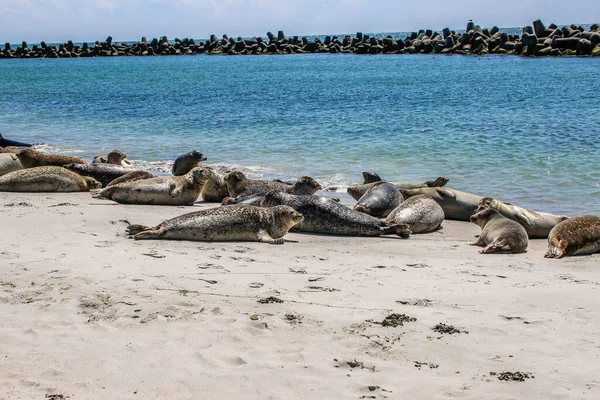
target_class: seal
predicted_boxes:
[105,171,155,187]
[90,167,209,205]
[469,208,529,254]
[0,146,28,154]
[1,149,87,176]
[477,197,569,238]
[172,150,207,176]
[362,172,382,183]
[63,163,137,187]
[201,167,229,202]
[92,150,133,167]
[224,171,321,199]
[403,187,483,221]
[386,194,445,233]
[0,166,101,192]
[347,176,449,201]
[261,191,411,237]
[0,133,33,148]
[354,182,402,218]
[544,215,600,259]
[126,204,303,244]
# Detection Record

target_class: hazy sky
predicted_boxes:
[1,0,596,43]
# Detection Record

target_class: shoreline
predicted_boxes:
[1,191,599,398]
[2,19,599,59]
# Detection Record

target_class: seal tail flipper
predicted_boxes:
[425,177,449,187]
[90,189,105,199]
[381,224,411,238]
[126,224,153,237]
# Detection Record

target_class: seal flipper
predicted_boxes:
[170,183,182,198]
[257,229,284,244]
[437,188,456,199]
[126,224,151,236]
[380,224,411,238]
[514,212,533,228]
[425,177,449,187]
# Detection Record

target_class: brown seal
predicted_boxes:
[126,204,303,244]
[545,215,600,259]
[201,167,230,202]
[469,208,529,254]
[0,166,101,192]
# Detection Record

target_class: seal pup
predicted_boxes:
[0,166,101,192]
[347,177,449,201]
[92,150,133,167]
[545,215,600,259]
[477,197,568,238]
[225,171,321,198]
[105,171,155,187]
[91,167,209,205]
[262,191,411,237]
[64,163,137,187]
[201,167,229,202]
[403,187,482,221]
[126,204,303,244]
[354,182,402,218]
[469,208,528,254]
[386,194,445,233]
[172,150,207,176]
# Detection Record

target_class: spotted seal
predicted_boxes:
[64,163,138,187]
[354,182,402,218]
[0,146,28,154]
[225,171,321,198]
[476,197,569,239]
[201,167,229,202]
[0,149,88,176]
[0,166,101,192]
[347,176,449,201]
[544,215,600,259]
[469,208,528,254]
[92,150,133,167]
[105,171,155,187]
[403,187,482,221]
[261,191,411,237]
[172,150,207,176]
[385,194,445,233]
[126,204,302,244]
[90,167,209,205]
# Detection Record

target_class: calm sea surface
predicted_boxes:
[1,54,598,215]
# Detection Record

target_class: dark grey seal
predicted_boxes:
[126,204,303,244]
[353,182,402,218]
[545,215,600,259]
[347,176,448,201]
[386,194,445,233]
[469,208,529,254]
[261,191,411,237]
[172,150,207,176]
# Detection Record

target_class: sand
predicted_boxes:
[1,191,599,399]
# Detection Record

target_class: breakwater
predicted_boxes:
[1,19,599,59]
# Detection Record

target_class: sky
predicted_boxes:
[0,0,597,43]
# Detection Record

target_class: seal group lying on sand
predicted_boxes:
[347,176,448,201]
[469,208,529,254]
[64,163,137,187]
[403,187,483,221]
[172,150,207,176]
[0,166,101,192]
[126,204,303,244]
[224,171,321,200]
[386,194,445,233]
[261,191,411,237]
[91,167,209,205]
[477,197,568,238]
[354,182,402,218]
[545,215,600,259]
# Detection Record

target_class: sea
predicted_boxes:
[1,51,599,216]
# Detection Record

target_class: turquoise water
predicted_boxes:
[1,54,599,215]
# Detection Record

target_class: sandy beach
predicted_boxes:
[1,191,599,399]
